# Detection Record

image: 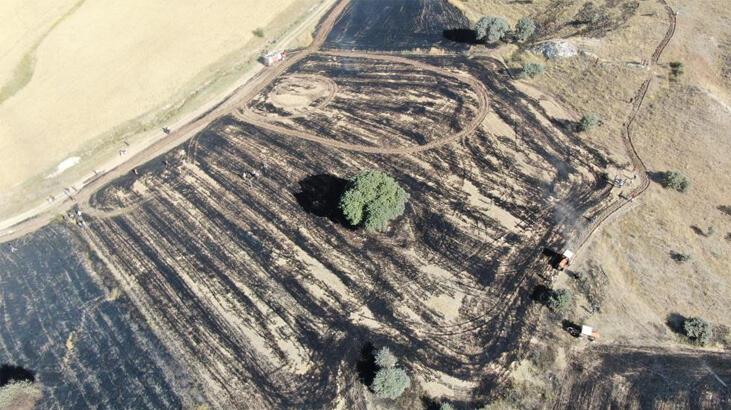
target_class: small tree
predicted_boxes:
[669,61,684,78]
[660,171,690,193]
[475,16,510,44]
[684,317,712,346]
[514,17,536,42]
[521,62,544,78]
[253,28,265,38]
[578,114,600,131]
[546,289,572,313]
[375,347,398,369]
[339,170,409,232]
[372,367,411,399]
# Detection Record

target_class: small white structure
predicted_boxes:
[559,249,574,270]
[262,51,286,66]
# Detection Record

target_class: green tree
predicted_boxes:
[475,16,510,43]
[375,346,398,368]
[253,28,265,38]
[339,170,409,232]
[521,62,544,78]
[684,317,712,346]
[578,113,600,131]
[660,171,690,193]
[372,367,411,399]
[514,17,536,42]
[546,289,572,313]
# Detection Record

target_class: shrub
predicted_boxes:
[521,62,544,78]
[669,61,684,78]
[578,114,600,131]
[684,317,712,346]
[371,367,411,399]
[375,347,398,369]
[253,28,265,38]
[475,16,510,43]
[339,170,409,231]
[440,403,456,410]
[514,17,536,42]
[670,251,691,263]
[660,171,690,192]
[546,289,572,313]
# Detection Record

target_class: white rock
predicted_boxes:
[533,40,579,59]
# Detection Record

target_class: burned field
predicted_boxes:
[0,0,634,407]
[323,0,469,51]
[0,227,186,408]
[244,54,485,149]
[75,50,612,406]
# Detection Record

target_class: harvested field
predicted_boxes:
[0,0,324,218]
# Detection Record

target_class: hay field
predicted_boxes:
[0,0,319,217]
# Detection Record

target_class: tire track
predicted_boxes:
[576,0,676,250]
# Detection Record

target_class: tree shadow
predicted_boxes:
[355,342,377,387]
[293,174,353,228]
[666,313,687,335]
[420,396,442,410]
[0,364,35,387]
[442,29,479,44]
[531,284,551,303]
[646,171,667,185]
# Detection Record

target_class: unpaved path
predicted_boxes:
[575,0,676,250]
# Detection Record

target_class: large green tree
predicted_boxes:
[339,170,409,231]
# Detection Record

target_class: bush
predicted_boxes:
[339,170,409,232]
[371,367,411,399]
[375,347,398,368]
[475,16,510,43]
[440,403,455,410]
[514,17,536,42]
[669,61,684,78]
[660,171,690,193]
[670,251,691,263]
[684,317,712,346]
[253,28,265,38]
[521,62,544,78]
[578,114,600,131]
[546,289,572,313]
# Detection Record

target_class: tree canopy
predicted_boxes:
[475,16,510,43]
[372,367,411,399]
[339,170,409,231]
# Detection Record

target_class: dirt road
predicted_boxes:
[575,0,676,250]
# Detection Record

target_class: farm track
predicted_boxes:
[576,0,676,249]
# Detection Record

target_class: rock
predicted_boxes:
[533,40,579,59]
